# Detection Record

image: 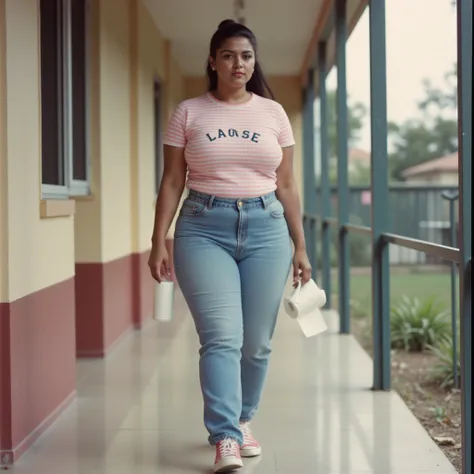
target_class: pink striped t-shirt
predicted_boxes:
[163,92,295,198]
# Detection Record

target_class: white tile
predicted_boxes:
[12,288,456,474]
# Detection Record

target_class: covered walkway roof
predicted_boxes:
[143,0,367,80]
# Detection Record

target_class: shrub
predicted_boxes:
[326,220,371,267]
[350,297,370,319]
[390,295,451,352]
[348,232,371,267]
[316,240,338,268]
[348,214,371,267]
[427,338,461,389]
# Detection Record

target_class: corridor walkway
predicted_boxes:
[11,285,456,474]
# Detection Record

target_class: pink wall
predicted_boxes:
[0,279,76,463]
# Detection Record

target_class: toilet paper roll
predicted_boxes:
[153,280,175,322]
[283,279,328,337]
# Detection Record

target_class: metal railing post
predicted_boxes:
[335,0,350,333]
[441,190,460,389]
[369,0,391,390]
[302,70,317,281]
[318,41,332,308]
[456,0,472,471]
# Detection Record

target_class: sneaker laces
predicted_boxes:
[239,422,254,444]
[218,438,238,457]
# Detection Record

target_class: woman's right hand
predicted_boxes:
[148,242,171,283]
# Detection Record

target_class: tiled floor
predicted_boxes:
[11,285,457,473]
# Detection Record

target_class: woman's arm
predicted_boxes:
[151,145,187,244]
[275,145,312,284]
[149,145,187,281]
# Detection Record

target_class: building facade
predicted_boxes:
[0,0,304,463]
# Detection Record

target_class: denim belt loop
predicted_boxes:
[207,195,216,209]
[261,195,268,210]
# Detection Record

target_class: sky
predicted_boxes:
[324,0,458,151]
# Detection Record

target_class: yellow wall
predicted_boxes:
[2,0,75,303]
[99,0,132,262]
[184,77,207,101]
[135,3,181,252]
[73,0,102,264]
[1,0,300,296]
[135,3,162,253]
[0,0,187,305]
[74,0,185,263]
[183,75,303,193]
[269,76,303,193]
[166,58,185,122]
[0,0,8,302]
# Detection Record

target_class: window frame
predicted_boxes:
[40,0,91,200]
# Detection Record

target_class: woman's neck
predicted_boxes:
[213,86,251,104]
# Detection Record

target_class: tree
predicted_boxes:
[325,90,369,185]
[349,162,372,186]
[388,65,458,181]
[327,89,367,159]
[419,69,457,113]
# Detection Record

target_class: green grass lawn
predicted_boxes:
[330,269,456,316]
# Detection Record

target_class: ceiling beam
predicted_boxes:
[299,0,333,86]
[299,0,368,88]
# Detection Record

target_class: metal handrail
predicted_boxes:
[383,233,460,263]
[327,184,459,192]
[303,213,461,263]
[343,223,372,235]
[323,217,338,227]
[302,212,320,222]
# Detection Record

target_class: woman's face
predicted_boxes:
[210,37,255,90]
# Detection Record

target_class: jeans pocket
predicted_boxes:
[180,199,207,217]
[266,199,285,219]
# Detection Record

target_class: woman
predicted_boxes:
[148,19,311,473]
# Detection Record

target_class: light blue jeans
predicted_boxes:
[173,189,292,446]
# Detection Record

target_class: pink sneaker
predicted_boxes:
[213,438,243,473]
[239,421,262,457]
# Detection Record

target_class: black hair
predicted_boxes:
[206,19,275,100]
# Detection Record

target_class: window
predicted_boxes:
[40,0,89,198]
[154,79,163,193]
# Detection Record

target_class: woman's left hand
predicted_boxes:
[292,249,312,287]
